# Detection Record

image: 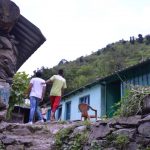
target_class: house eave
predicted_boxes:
[63,58,150,99]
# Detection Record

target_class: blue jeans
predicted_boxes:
[29,96,43,122]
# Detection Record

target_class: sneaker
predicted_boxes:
[36,119,44,124]
[40,119,44,123]
[26,121,33,125]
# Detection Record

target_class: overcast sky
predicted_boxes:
[12,0,150,76]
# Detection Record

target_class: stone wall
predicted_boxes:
[85,115,150,150]
[0,114,150,150]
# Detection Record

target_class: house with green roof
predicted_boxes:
[53,59,150,121]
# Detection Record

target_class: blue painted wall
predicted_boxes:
[61,84,101,121]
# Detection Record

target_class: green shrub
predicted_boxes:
[55,127,73,149]
[106,134,116,144]
[113,85,150,117]
[114,134,129,149]
[91,140,102,150]
[58,120,67,124]
[105,134,129,149]
[82,120,91,130]
[70,131,88,150]
[146,147,150,150]
[55,127,89,150]
[0,141,5,150]
[7,72,30,118]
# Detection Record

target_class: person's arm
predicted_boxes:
[42,78,53,85]
[41,85,46,100]
[45,79,52,84]
[24,83,33,98]
[61,80,67,96]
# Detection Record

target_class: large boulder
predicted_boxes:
[143,95,150,114]
[0,79,10,121]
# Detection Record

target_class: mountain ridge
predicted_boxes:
[39,34,150,99]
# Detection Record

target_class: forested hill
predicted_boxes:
[40,34,150,95]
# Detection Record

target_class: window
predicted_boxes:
[79,95,90,105]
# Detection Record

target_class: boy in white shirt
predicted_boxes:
[26,71,46,124]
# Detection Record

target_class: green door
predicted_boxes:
[106,81,121,117]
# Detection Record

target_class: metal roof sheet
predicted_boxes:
[63,58,150,99]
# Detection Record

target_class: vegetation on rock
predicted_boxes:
[55,127,73,149]
[114,134,129,149]
[69,131,88,150]
[113,85,150,117]
[54,123,89,150]
[0,141,5,150]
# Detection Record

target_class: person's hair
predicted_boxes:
[58,69,64,76]
[35,71,42,77]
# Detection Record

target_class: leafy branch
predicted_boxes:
[113,85,150,117]
[7,72,30,119]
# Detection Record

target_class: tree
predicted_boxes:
[145,34,150,45]
[58,59,68,65]
[130,36,135,44]
[137,34,143,43]
[7,72,30,118]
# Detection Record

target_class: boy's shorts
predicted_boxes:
[50,96,61,112]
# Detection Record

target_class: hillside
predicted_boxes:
[40,34,150,99]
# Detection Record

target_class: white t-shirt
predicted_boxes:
[29,77,46,99]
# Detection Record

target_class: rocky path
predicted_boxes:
[0,114,150,150]
[0,121,55,150]
[0,120,84,150]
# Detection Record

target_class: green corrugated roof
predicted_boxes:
[63,58,150,99]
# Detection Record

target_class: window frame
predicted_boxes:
[79,95,90,105]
